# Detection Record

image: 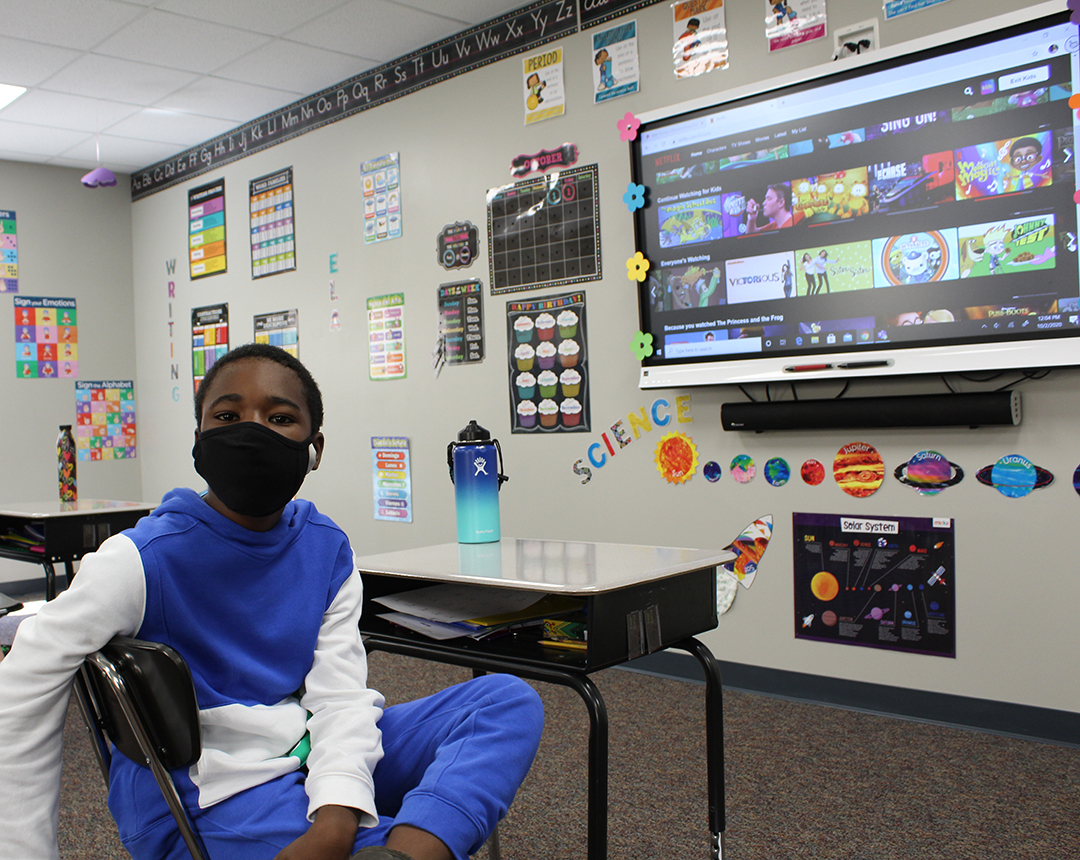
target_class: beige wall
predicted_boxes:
[127,0,1078,712]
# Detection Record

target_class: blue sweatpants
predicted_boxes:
[109,674,544,860]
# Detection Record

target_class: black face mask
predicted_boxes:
[192,422,316,518]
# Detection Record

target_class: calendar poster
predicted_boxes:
[361,153,401,244]
[792,512,955,657]
[1,210,17,292]
[13,296,77,379]
[367,293,407,380]
[254,309,299,357]
[507,290,590,434]
[189,179,227,280]
[192,303,229,394]
[249,167,296,278]
[487,164,602,295]
[371,436,413,523]
[438,280,484,365]
[75,380,136,460]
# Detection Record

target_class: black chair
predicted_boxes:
[74,636,210,860]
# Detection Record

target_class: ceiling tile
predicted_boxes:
[155,76,303,122]
[0,36,82,88]
[155,0,352,37]
[0,120,91,156]
[40,54,198,103]
[92,10,273,73]
[396,0,528,26]
[214,41,374,94]
[285,0,460,63]
[106,108,238,146]
[0,0,146,51]
[60,133,186,169]
[0,90,138,130]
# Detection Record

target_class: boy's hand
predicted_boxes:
[274,805,360,860]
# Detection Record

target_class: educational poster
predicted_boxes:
[367,293,407,380]
[361,152,402,244]
[188,179,227,280]
[75,380,136,460]
[523,46,565,124]
[793,512,955,657]
[371,436,413,523]
[1,210,17,292]
[507,290,589,434]
[884,0,951,18]
[765,0,826,51]
[591,20,639,104]
[438,280,484,365]
[191,303,229,394]
[487,164,602,295]
[249,167,296,278]
[253,309,299,357]
[13,296,77,379]
[673,0,728,78]
[437,221,479,270]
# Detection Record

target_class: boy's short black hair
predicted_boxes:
[194,343,324,432]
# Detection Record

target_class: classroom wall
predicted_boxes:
[0,160,141,587]
[129,0,1080,714]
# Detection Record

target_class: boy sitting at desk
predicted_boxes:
[0,343,544,860]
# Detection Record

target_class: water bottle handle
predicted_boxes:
[493,439,509,490]
[447,442,456,484]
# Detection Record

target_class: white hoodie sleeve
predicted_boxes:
[0,534,147,860]
[300,567,386,826]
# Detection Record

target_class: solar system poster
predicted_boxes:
[792,512,955,658]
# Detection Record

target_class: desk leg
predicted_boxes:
[671,637,725,860]
[43,562,57,601]
[365,640,609,860]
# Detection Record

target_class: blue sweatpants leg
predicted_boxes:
[355,673,544,859]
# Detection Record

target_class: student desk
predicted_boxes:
[0,500,156,599]
[355,538,736,860]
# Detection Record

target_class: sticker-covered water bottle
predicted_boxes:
[57,424,77,502]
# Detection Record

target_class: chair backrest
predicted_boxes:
[81,636,201,771]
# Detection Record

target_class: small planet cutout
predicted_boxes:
[975,454,1054,498]
[801,458,825,485]
[730,454,756,484]
[703,461,723,483]
[764,457,790,487]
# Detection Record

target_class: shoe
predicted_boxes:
[350,848,416,860]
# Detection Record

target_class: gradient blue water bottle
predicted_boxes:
[447,420,508,544]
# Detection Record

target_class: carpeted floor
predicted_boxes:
[55,651,1080,859]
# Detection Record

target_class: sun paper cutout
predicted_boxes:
[618,112,641,142]
[623,182,646,212]
[626,251,650,281]
[654,431,698,484]
[631,330,654,360]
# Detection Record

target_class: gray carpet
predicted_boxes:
[55,651,1080,859]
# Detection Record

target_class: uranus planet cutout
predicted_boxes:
[975,454,1054,498]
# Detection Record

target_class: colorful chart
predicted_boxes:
[14,296,77,379]
[438,280,484,366]
[191,304,229,394]
[367,293,406,380]
[371,436,412,522]
[249,168,296,278]
[189,179,227,280]
[362,152,401,244]
[253,309,298,357]
[1,210,17,292]
[488,164,602,295]
[75,381,136,460]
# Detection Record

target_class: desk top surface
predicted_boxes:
[354,538,735,594]
[0,500,157,518]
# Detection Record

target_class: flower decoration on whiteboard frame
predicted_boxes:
[631,330,654,360]
[623,182,646,212]
[626,251,650,281]
[617,111,641,141]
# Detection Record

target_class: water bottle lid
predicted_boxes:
[457,420,491,442]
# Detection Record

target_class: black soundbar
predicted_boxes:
[720,390,1021,432]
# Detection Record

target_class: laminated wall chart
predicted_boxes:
[14,296,77,379]
[189,179,227,279]
[1,210,17,292]
[191,303,229,393]
[367,294,406,380]
[371,436,413,522]
[249,168,296,278]
[75,381,136,460]
[362,153,402,244]
[254,309,299,357]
